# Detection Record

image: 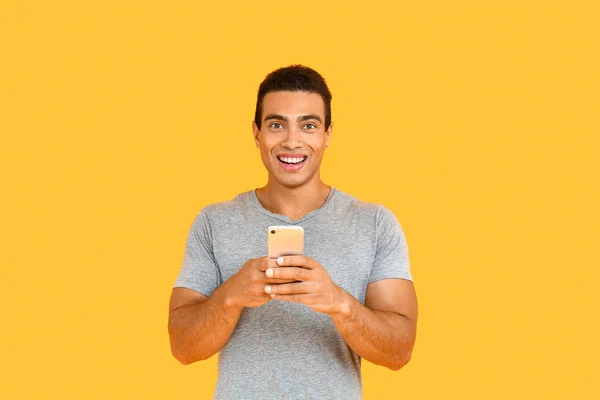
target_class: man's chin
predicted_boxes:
[271,174,311,189]
[278,180,308,189]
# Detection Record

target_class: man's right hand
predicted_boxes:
[224,257,295,309]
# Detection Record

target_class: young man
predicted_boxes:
[168,65,418,399]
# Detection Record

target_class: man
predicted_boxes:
[168,65,418,399]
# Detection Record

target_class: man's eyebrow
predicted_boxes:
[297,114,322,123]
[264,114,289,122]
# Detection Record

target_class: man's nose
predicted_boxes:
[281,126,303,149]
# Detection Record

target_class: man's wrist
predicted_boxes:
[329,286,354,319]
[217,279,244,312]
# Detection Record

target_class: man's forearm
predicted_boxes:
[330,291,416,370]
[168,281,242,365]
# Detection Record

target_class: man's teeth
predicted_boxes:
[279,156,306,164]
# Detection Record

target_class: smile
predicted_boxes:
[277,155,307,171]
[277,156,307,164]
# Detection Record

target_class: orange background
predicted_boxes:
[1,1,598,399]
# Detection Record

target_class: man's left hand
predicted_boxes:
[264,255,349,315]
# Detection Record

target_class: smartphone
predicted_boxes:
[267,226,304,258]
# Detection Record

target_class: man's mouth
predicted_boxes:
[277,156,307,165]
[277,155,307,171]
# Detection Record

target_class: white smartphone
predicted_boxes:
[267,226,304,259]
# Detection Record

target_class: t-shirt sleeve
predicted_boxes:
[173,209,220,297]
[369,205,412,283]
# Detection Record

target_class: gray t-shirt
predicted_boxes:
[174,188,412,399]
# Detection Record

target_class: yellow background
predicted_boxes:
[1,1,598,398]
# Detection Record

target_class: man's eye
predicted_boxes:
[304,123,316,130]
[269,122,283,129]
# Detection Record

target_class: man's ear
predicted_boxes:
[325,122,333,148]
[252,121,260,148]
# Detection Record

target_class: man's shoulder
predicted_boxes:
[330,188,389,219]
[196,190,254,219]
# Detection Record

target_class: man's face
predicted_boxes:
[253,91,332,189]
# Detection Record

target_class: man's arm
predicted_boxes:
[168,283,242,365]
[168,256,290,365]
[329,278,417,370]
[265,256,418,370]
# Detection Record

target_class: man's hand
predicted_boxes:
[264,255,349,315]
[260,255,417,371]
[226,257,296,309]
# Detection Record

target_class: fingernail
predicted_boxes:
[264,285,271,294]
[270,294,276,298]
[277,257,284,265]
[266,268,273,277]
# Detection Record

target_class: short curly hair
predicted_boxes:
[254,65,332,130]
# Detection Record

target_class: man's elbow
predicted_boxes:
[171,347,210,365]
[171,345,192,365]
[170,340,210,365]
[175,355,192,366]
[388,349,413,371]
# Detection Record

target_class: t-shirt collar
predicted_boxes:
[249,187,336,224]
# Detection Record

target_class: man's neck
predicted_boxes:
[256,179,331,222]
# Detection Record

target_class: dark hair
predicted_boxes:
[254,65,332,130]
